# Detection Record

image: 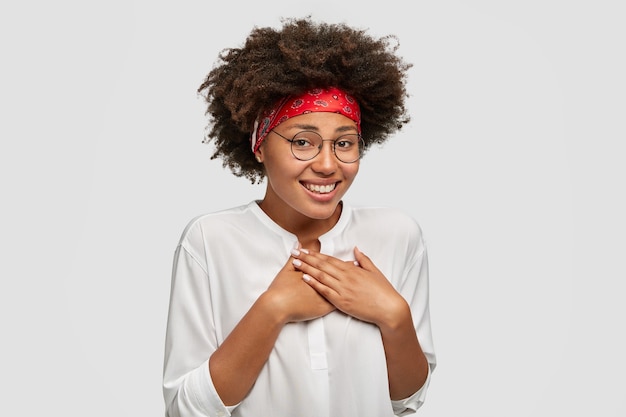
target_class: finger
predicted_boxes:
[295,249,350,275]
[283,246,303,271]
[353,246,375,270]
[292,258,337,285]
[302,273,338,299]
[295,258,345,285]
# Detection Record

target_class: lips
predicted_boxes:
[302,182,337,194]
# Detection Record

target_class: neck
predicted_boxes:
[257,199,342,245]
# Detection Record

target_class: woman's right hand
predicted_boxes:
[263,254,335,323]
[207,252,333,407]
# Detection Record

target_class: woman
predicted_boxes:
[163,17,436,417]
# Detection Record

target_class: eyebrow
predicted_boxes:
[285,123,357,133]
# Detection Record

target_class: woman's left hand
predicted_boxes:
[291,246,408,328]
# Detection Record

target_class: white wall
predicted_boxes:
[2,1,624,416]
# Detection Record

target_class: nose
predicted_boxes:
[311,140,338,174]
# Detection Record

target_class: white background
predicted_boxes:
[1,1,624,416]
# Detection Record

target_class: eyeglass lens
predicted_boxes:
[290,131,363,163]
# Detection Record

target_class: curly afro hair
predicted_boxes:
[198,17,412,183]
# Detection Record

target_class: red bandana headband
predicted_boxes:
[250,87,361,153]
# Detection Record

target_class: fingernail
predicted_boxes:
[291,248,300,256]
[353,261,360,266]
[302,274,311,282]
[292,259,302,267]
[300,248,309,254]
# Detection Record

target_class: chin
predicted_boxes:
[301,202,342,220]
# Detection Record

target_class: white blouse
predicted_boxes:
[163,201,436,417]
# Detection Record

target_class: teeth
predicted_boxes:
[305,183,336,194]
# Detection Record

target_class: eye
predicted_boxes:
[292,138,314,148]
[291,132,320,148]
[335,135,358,149]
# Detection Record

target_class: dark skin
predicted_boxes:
[197,18,412,184]
[293,245,430,400]
[208,252,335,405]
[208,113,429,405]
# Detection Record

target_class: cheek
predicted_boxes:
[266,157,298,176]
[264,159,302,188]
[344,163,360,180]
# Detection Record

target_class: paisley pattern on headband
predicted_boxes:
[250,87,361,153]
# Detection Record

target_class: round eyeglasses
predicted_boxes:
[271,130,364,163]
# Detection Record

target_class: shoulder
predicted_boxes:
[177,202,257,249]
[350,205,424,234]
[348,205,427,253]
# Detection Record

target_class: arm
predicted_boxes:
[291,246,431,400]
[207,292,284,406]
[163,245,223,417]
[377,298,429,400]
[165,244,334,415]
[210,254,336,405]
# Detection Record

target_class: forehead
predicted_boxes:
[277,112,358,132]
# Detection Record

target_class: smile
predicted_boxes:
[303,182,337,194]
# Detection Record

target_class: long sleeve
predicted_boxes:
[163,203,436,417]
[163,243,236,417]
[391,230,437,416]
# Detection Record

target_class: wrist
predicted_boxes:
[377,298,412,334]
[257,290,290,326]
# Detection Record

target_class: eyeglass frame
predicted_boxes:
[270,130,365,163]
